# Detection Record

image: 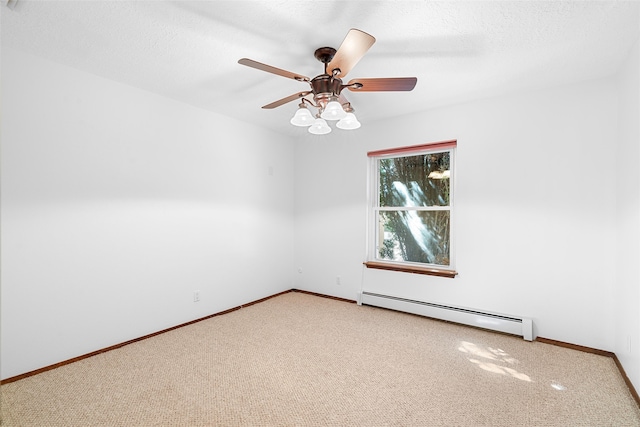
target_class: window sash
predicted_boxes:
[376,206,451,212]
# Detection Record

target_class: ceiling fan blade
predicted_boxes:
[326,29,376,78]
[346,77,417,92]
[238,58,310,82]
[262,91,312,109]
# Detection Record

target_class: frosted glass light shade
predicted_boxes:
[308,118,331,135]
[320,100,347,120]
[290,107,314,126]
[336,112,361,130]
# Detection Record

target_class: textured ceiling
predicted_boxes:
[2,1,639,138]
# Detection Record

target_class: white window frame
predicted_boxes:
[365,140,457,278]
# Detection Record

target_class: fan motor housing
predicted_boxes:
[310,74,343,101]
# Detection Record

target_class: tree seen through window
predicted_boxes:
[377,151,451,266]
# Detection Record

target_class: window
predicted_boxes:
[366,140,457,278]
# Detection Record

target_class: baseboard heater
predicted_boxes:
[359,291,534,341]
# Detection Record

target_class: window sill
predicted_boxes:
[364,261,458,278]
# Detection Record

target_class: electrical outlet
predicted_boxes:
[336,276,341,285]
[194,290,200,302]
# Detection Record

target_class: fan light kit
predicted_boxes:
[238,29,417,135]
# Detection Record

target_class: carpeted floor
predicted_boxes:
[2,291,639,426]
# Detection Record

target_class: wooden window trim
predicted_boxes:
[364,261,458,278]
[367,139,457,157]
[367,140,458,277]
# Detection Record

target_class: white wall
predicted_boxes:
[615,38,640,391]
[0,48,295,380]
[294,77,619,352]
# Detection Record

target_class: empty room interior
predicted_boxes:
[1,1,640,425]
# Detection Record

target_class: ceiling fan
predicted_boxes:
[238,28,417,134]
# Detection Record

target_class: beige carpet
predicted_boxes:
[2,291,639,426]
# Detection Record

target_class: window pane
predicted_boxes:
[379,152,450,207]
[377,210,450,266]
